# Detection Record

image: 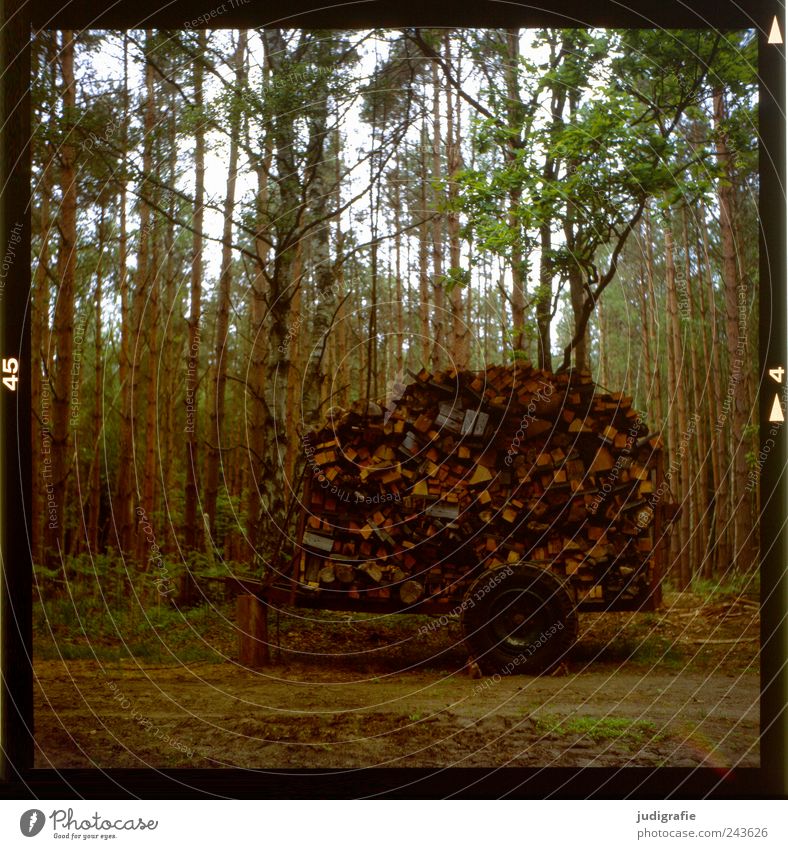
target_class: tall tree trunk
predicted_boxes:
[567,263,587,371]
[504,29,526,354]
[332,130,348,407]
[47,30,77,568]
[246,142,272,558]
[535,34,570,374]
[393,151,404,374]
[162,84,179,548]
[696,213,722,577]
[635,223,650,404]
[561,45,590,373]
[300,85,335,426]
[418,118,431,368]
[285,241,304,483]
[181,31,206,601]
[445,34,468,368]
[245,33,274,560]
[664,216,691,588]
[682,206,706,580]
[87,209,105,554]
[366,197,379,403]
[713,86,757,574]
[537,222,552,371]
[643,209,663,428]
[598,293,609,386]
[430,60,444,371]
[115,34,135,559]
[204,30,246,539]
[256,28,313,541]
[138,32,159,564]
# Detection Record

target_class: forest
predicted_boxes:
[31,26,759,607]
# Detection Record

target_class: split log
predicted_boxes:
[334,562,355,584]
[400,580,424,604]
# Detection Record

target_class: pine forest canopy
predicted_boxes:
[31,26,758,600]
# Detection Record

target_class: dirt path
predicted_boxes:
[34,660,757,769]
[33,591,759,769]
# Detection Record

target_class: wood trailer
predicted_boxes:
[241,364,676,675]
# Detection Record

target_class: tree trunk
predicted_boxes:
[430,60,445,371]
[445,34,468,368]
[504,29,526,355]
[535,35,569,374]
[47,29,77,568]
[664,216,691,588]
[537,223,552,371]
[567,262,588,371]
[418,118,431,368]
[138,32,159,564]
[284,241,304,484]
[564,86,589,373]
[300,85,335,427]
[597,293,609,386]
[682,205,706,580]
[713,87,757,574]
[204,30,246,539]
[114,35,135,560]
[643,210,663,428]
[162,84,179,550]
[700,215,729,577]
[184,38,205,550]
[696,212,721,577]
[246,143,272,559]
[181,31,206,602]
[332,130,348,407]
[87,209,104,554]
[393,151,404,374]
[256,28,315,543]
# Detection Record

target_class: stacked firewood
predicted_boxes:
[297,363,663,606]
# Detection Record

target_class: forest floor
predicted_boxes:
[33,590,759,770]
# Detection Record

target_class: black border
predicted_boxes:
[1,0,784,799]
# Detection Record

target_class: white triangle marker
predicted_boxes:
[768,16,783,44]
[769,393,784,422]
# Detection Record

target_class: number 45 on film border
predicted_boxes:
[2,357,19,391]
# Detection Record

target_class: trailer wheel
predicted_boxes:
[461,563,578,676]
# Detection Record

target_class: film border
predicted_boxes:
[0,0,783,801]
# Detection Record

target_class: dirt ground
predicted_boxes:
[33,591,759,769]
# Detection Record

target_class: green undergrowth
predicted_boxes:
[33,572,462,668]
[571,630,685,669]
[534,714,662,745]
[35,594,234,664]
[687,571,759,602]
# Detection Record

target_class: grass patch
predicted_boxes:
[534,714,661,744]
[35,638,226,664]
[572,633,685,668]
[33,589,463,670]
[34,591,234,665]
[627,635,685,667]
[681,571,759,601]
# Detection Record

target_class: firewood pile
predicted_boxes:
[297,363,663,607]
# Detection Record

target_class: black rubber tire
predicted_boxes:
[461,563,578,676]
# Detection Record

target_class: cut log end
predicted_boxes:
[399,579,424,605]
